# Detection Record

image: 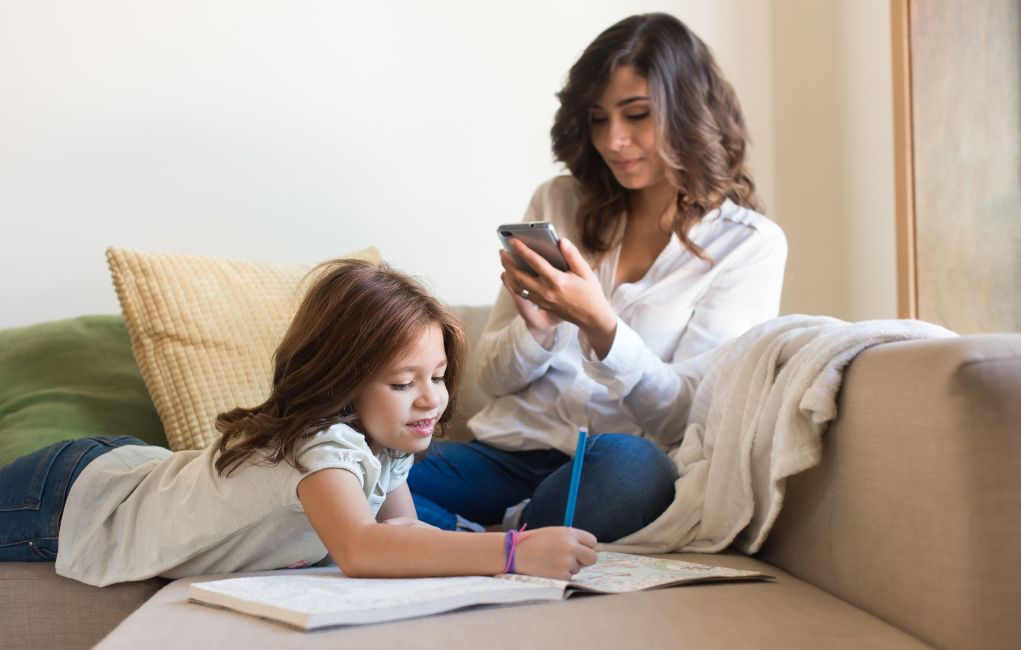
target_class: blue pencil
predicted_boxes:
[564,427,588,527]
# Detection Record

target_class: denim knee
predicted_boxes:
[587,433,676,512]
[524,433,676,542]
[593,433,677,486]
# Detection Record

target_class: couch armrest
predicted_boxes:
[760,334,1021,650]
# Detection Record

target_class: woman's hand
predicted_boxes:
[512,527,598,580]
[500,236,618,358]
[501,272,563,345]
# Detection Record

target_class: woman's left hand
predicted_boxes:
[500,236,618,359]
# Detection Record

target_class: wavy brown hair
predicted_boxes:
[214,259,468,477]
[551,13,762,261]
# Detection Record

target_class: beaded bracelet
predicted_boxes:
[503,524,528,574]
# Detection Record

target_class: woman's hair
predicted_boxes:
[551,13,762,261]
[214,259,468,477]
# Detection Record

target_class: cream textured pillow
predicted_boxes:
[107,246,380,451]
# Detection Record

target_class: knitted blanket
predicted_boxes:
[600,315,956,554]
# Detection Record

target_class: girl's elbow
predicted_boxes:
[333,550,380,578]
[326,534,372,578]
[330,523,408,578]
[337,558,371,578]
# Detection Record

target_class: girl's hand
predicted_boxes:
[512,527,598,580]
[499,237,618,358]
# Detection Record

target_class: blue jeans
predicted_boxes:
[0,436,148,562]
[408,434,677,542]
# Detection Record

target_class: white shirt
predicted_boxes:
[468,175,788,455]
[56,424,412,587]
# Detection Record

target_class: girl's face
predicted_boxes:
[354,323,449,455]
[589,65,667,193]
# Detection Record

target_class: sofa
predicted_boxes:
[2,300,1020,650]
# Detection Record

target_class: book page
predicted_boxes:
[565,552,767,594]
[189,568,565,628]
[196,573,505,613]
[187,553,768,629]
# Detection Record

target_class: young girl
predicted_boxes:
[409,13,788,540]
[0,259,597,586]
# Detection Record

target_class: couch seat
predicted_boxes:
[93,553,930,649]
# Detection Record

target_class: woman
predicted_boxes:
[409,13,787,542]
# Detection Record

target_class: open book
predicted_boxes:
[188,552,769,630]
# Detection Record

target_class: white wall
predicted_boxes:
[770,0,897,321]
[0,0,893,329]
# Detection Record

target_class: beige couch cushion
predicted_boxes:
[107,247,380,451]
[94,553,928,649]
[442,304,491,442]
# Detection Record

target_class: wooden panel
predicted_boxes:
[909,0,1021,333]
[890,0,917,319]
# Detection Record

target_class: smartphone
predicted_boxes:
[497,222,570,276]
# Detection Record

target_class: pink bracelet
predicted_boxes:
[503,524,528,574]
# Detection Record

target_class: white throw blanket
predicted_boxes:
[600,315,956,555]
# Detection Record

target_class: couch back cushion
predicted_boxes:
[442,305,491,442]
[0,315,167,468]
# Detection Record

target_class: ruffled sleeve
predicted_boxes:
[291,424,382,500]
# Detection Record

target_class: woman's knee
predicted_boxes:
[586,433,677,490]
[526,434,676,541]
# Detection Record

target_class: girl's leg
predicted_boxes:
[0,436,150,562]
[408,439,568,530]
[522,433,677,542]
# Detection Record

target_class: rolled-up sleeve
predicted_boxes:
[581,221,788,446]
[475,180,577,398]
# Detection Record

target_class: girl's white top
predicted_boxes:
[468,175,788,455]
[55,424,411,587]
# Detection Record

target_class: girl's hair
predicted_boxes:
[551,13,762,261]
[214,259,468,477]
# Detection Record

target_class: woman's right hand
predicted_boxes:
[500,259,563,346]
[499,238,618,358]
[502,273,563,344]
[512,527,598,580]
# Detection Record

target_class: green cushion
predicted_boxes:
[0,315,168,467]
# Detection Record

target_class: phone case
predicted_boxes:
[497,222,569,275]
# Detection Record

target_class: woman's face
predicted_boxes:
[589,65,667,192]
